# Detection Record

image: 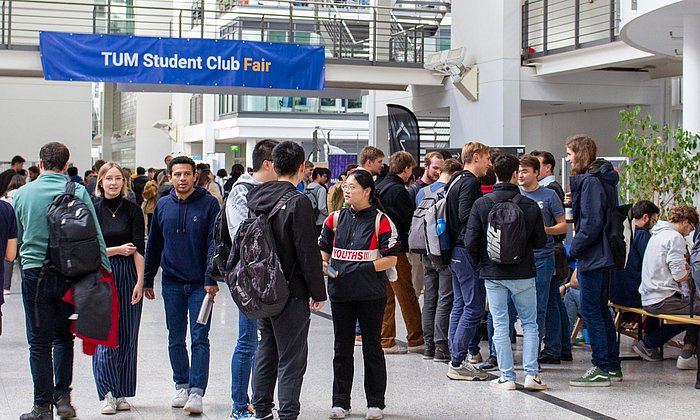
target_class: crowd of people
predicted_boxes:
[1,134,699,420]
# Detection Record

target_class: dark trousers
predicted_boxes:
[579,269,620,372]
[21,267,74,406]
[331,298,387,411]
[422,256,453,349]
[448,247,485,364]
[253,297,311,420]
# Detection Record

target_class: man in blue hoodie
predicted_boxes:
[144,155,220,414]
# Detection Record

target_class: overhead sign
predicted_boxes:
[39,32,326,90]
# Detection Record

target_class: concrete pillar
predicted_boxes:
[683,14,700,134]
[134,92,173,168]
[246,138,257,170]
[202,94,216,164]
[449,0,521,147]
[100,83,114,162]
[371,0,392,62]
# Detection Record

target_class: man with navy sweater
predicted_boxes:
[144,155,220,415]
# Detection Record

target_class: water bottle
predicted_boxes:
[436,218,450,252]
[197,293,214,325]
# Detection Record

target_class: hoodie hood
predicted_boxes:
[651,220,678,236]
[247,181,297,214]
[168,186,209,233]
[571,159,619,191]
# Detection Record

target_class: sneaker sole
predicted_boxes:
[184,405,203,414]
[433,358,450,363]
[57,408,76,419]
[490,383,516,390]
[447,373,488,381]
[524,385,548,391]
[632,345,662,362]
[609,377,623,382]
[422,354,435,360]
[569,381,611,387]
[172,402,186,408]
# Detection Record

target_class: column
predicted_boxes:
[683,14,700,134]
[100,83,114,161]
[203,94,216,164]
[371,0,392,62]
[246,138,257,170]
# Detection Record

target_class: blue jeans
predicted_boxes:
[231,308,258,411]
[578,269,620,372]
[564,287,581,337]
[534,256,555,345]
[545,281,573,356]
[21,268,74,406]
[162,282,211,395]
[448,247,485,364]
[484,278,539,380]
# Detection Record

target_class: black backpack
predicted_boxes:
[210,182,253,282]
[608,203,634,270]
[46,182,101,277]
[485,193,528,265]
[225,190,299,319]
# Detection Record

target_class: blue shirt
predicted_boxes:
[415,181,446,207]
[519,186,564,259]
[0,200,16,305]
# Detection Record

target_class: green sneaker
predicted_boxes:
[569,366,611,387]
[608,369,623,382]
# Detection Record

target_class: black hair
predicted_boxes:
[312,167,326,180]
[67,166,78,176]
[39,142,70,171]
[479,167,497,186]
[252,139,279,172]
[379,163,389,178]
[412,166,424,179]
[28,166,39,174]
[11,155,25,165]
[531,150,556,171]
[342,164,358,177]
[84,170,93,179]
[272,141,305,177]
[493,154,520,183]
[196,162,209,172]
[348,169,380,208]
[322,168,332,179]
[632,200,660,220]
[216,168,228,178]
[137,166,146,175]
[168,155,196,174]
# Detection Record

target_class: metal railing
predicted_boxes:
[522,0,620,61]
[0,0,450,65]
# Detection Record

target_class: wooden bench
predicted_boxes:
[608,303,700,352]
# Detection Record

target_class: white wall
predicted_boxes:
[0,77,93,170]
[134,92,175,168]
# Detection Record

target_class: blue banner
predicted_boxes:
[39,32,325,90]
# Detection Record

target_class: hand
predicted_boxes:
[144,288,155,300]
[309,299,325,312]
[204,285,219,302]
[118,243,137,256]
[131,283,143,305]
[559,284,567,297]
[322,260,329,274]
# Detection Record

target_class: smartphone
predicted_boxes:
[326,265,338,279]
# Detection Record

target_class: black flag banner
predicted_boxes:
[387,104,420,162]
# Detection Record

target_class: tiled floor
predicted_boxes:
[2,268,700,419]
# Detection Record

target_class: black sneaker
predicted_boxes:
[433,347,450,363]
[55,394,76,419]
[539,354,561,365]
[423,345,436,360]
[561,353,573,362]
[20,405,53,420]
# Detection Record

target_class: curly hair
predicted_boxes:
[668,205,699,226]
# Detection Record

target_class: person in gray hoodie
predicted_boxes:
[634,205,699,369]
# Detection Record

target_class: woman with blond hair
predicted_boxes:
[565,135,622,387]
[92,162,146,414]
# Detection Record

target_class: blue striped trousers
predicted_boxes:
[92,256,143,400]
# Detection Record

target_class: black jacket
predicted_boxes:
[132,175,149,206]
[465,183,546,280]
[376,173,414,252]
[246,181,327,302]
[445,170,482,249]
[319,207,399,302]
[544,180,565,204]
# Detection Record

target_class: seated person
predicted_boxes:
[634,205,699,370]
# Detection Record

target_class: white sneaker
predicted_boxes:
[467,353,483,364]
[183,393,203,414]
[171,388,189,408]
[382,345,408,354]
[524,374,548,391]
[677,354,698,370]
[100,392,117,415]
[366,407,383,419]
[329,406,351,419]
[490,377,516,390]
[115,397,130,411]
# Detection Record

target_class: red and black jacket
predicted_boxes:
[319,206,399,302]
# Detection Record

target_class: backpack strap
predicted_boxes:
[237,181,254,193]
[269,190,299,219]
[65,181,76,196]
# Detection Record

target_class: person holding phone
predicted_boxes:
[319,169,400,420]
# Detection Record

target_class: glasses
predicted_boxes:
[341,184,356,193]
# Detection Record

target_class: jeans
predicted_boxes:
[331,298,387,410]
[253,297,311,420]
[231,308,258,411]
[578,269,620,372]
[421,256,453,349]
[534,256,555,345]
[484,278,539,380]
[448,247,485,364]
[162,282,211,396]
[644,324,700,349]
[564,287,581,338]
[549,283,573,356]
[21,267,74,406]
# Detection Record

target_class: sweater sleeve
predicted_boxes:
[318,212,336,254]
[465,199,486,264]
[667,234,690,281]
[378,213,400,257]
[458,177,480,226]
[292,196,327,301]
[144,203,164,288]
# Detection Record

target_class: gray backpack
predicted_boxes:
[407,186,444,254]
